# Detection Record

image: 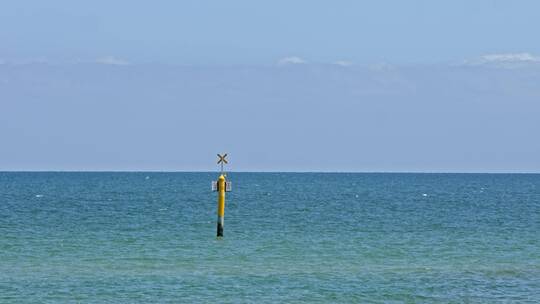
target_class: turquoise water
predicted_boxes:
[1,172,539,303]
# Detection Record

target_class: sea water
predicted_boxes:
[1,172,539,303]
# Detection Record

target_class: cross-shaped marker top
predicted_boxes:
[217,153,228,165]
[217,153,228,174]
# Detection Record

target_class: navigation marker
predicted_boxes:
[213,153,231,237]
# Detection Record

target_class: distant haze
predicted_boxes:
[1,62,539,172]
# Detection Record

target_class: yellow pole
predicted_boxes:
[217,174,226,237]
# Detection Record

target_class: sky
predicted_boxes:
[2,0,540,65]
[1,1,539,172]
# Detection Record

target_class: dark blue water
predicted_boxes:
[1,172,539,303]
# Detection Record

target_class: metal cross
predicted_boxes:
[217,153,228,173]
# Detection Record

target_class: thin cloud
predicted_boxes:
[332,60,353,67]
[462,53,540,68]
[368,62,396,71]
[96,56,130,66]
[278,56,306,66]
[481,53,540,63]
[7,58,49,65]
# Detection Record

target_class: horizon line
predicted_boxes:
[1,170,539,174]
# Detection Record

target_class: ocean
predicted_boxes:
[1,172,539,303]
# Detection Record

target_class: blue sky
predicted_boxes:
[2,0,540,65]
[1,1,539,172]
